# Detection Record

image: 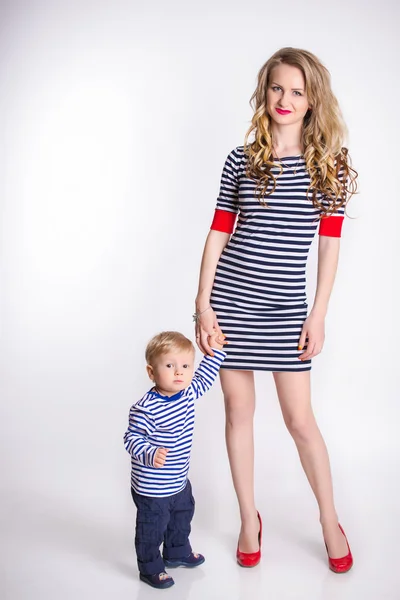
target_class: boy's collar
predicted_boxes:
[150,388,185,402]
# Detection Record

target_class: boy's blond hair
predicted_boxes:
[145,331,195,366]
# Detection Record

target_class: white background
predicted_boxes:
[1,1,399,599]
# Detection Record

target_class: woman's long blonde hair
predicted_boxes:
[244,47,358,213]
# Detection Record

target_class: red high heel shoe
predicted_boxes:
[325,524,353,573]
[236,512,262,568]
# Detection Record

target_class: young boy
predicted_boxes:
[124,330,226,589]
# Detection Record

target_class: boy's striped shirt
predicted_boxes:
[124,349,225,497]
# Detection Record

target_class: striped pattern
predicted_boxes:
[124,349,225,497]
[210,146,344,372]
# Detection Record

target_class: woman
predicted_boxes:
[194,47,357,573]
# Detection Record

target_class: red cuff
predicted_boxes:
[318,215,344,237]
[210,209,237,234]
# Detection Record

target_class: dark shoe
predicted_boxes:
[139,572,175,589]
[163,552,205,568]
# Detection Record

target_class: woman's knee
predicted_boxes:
[284,414,317,443]
[224,393,255,426]
[221,371,255,426]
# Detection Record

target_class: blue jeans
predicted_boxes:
[131,480,195,575]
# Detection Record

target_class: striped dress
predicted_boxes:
[210,146,344,372]
[124,349,226,497]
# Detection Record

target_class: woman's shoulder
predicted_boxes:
[229,145,245,158]
[224,145,247,167]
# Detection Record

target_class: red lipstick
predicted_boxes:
[275,108,291,115]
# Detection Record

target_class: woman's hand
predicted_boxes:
[195,306,225,356]
[298,311,325,361]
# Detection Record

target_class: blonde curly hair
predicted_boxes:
[244,47,358,214]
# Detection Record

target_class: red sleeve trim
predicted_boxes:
[210,209,237,234]
[318,215,344,237]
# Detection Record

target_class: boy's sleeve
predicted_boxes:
[187,349,226,400]
[123,404,158,467]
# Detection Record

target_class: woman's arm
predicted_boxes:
[195,229,230,355]
[196,229,230,310]
[196,147,240,354]
[298,235,341,360]
[312,235,341,317]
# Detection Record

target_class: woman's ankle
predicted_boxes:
[240,508,258,524]
[319,513,339,527]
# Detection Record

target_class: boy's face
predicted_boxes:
[147,350,195,397]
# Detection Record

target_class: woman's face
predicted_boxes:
[266,63,310,127]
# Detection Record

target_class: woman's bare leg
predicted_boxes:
[220,369,260,553]
[273,370,348,558]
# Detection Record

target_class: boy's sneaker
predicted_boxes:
[163,552,205,568]
[139,571,175,589]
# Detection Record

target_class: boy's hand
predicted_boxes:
[154,447,169,468]
[207,329,226,351]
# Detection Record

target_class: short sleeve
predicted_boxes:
[216,149,240,214]
[210,149,240,234]
[318,214,344,237]
[318,162,346,237]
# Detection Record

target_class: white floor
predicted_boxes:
[2,459,399,600]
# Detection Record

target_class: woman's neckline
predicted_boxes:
[272,154,304,160]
